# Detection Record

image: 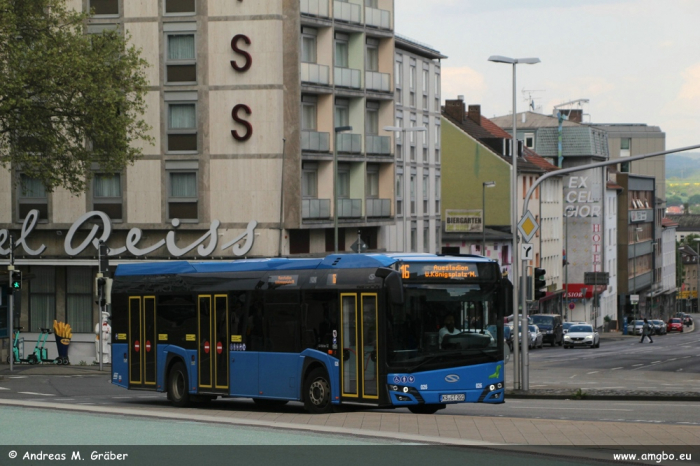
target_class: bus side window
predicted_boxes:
[230,293,247,338]
[248,300,268,351]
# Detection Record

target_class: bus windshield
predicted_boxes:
[387,284,503,372]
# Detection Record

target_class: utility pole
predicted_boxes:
[97,241,110,372]
[8,235,15,372]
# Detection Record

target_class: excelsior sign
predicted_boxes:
[0,210,257,258]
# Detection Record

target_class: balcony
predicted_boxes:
[366,198,391,218]
[301,63,330,86]
[338,198,362,218]
[336,133,362,154]
[303,198,331,219]
[365,71,390,92]
[333,0,361,24]
[365,7,390,29]
[365,135,391,155]
[334,67,361,89]
[301,0,329,18]
[301,130,330,152]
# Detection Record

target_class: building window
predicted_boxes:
[434,74,441,111]
[366,38,379,72]
[302,97,318,130]
[93,173,123,220]
[365,0,378,7]
[168,171,198,220]
[365,102,379,135]
[423,226,429,252]
[166,33,196,83]
[422,69,429,109]
[525,133,535,149]
[89,0,118,16]
[301,28,317,63]
[410,175,416,215]
[338,164,350,199]
[18,174,48,221]
[30,267,55,333]
[367,165,379,198]
[335,33,349,68]
[396,174,403,216]
[435,175,441,212]
[302,163,318,198]
[423,175,429,214]
[66,267,94,334]
[395,57,402,104]
[410,225,417,252]
[165,0,196,14]
[167,103,197,152]
[395,116,403,159]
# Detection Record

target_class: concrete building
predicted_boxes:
[440,100,564,312]
[661,217,678,317]
[0,0,402,362]
[678,245,699,313]
[385,35,445,253]
[616,174,657,322]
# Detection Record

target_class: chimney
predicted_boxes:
[444,98,466,123]
[467,105,481,125]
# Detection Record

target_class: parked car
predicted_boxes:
[631,320,645,335]
[563,321,587,335]
[527,324,543,349]
[563,324,600,349]
[531,314,563,346]
[667,318,684,333]
[651,320,667,335]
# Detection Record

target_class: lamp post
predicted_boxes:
[581,287,588,322]
[482,181,496,254]
[693,238,700,312]
[383,125,427,252]
[488,55,540,390]
[334,126,353,254]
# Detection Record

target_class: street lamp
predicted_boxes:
[482,181,496,254]
[334,125,353,254]
[633,227,642,321]
[488,55,540,391]
[383,125,427,252]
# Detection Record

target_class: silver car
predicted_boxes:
[632,320,645,335]
[563,324,600,349]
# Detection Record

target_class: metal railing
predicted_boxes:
[333,0,361,23]
[365,135,391,155]
[334,67,361,88]
[338,198,362,218]
[301,63,330,86]
[301,130,330,152]
[301,0,330,17]
[366,198,391,217]
[365,71,390,92]
[365,7,390,29]
[302,198,331,219]
[336,133,362,153]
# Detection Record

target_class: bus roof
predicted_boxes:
[114,253,496,277]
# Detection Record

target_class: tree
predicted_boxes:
[0,0,152,194]
[689,194,700,205]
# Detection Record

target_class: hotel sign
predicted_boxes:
[445,210,483,233]
[0,210,257,258]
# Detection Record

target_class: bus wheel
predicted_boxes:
[408,404,442,415]
[253,399,289,408]
[304,368,333,414]
[168,362,191,408]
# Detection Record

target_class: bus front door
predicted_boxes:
[128,296,156,388]
[197,295,229,394]
[339,293,379,405]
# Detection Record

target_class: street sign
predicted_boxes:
[584,272,609,286]
[517,211,539,243]
[569,302,575,310]
[350,239,367,253]
[630,294,639,304]
[521,243,534,261]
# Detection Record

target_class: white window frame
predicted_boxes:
[88,0,119,17]
[167,168,199,222]
[164,0,196,15]
[92,172,123,222]
[165,30,197,85]
[17,174,48,222]
[166,97,198,154]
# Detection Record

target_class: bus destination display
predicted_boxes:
[399,263,479,280]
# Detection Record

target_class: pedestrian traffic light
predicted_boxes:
[534,267,546,300]
[10,270,22,292]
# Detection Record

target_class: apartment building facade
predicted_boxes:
[385,35,445,253]
[0,0,401,361]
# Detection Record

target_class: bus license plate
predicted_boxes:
[441,394,465,402]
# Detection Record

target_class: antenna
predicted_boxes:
[522,89,545,113]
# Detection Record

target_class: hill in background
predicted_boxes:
[667,153,700,208]
[667,152,700,179]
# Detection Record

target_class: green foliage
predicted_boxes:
[0,0,153,194]
[667,195,683,207]
[689,194,700,205]
[573,388,587,400]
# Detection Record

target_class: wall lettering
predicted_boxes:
[231,104,253,141]
[230,34,252,72]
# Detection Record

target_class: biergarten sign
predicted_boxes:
[445,210,483,233]
[0,210,258,258]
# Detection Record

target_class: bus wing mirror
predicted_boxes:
[383,271,404,306]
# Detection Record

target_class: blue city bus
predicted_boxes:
[110,253,508,414]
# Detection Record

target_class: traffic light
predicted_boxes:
[533,267,546,301]
[10,270,22,292]
[98,241,109,273]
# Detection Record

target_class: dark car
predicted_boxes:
[651,320,667,335]
[531,314,563,347]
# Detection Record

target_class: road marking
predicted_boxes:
[637,387,657,389]
[668,358,677,361]
[511,407,633,411]
[587,371,599,374]
[18,392,54,396]
[111,396,134,399]
[651,361,661,364]
[610,367,623,370]
[8,376,28,379]
[569,375,577,378]
[78,403,95,405]
[0,387,10,391]
[632,364,643,367]
[54,398,75,401]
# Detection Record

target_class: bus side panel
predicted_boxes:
[258,353,302,399]
[300,349,341,405]
[230,352,259,396]
[111,343,129,389]
[156,344,170,392]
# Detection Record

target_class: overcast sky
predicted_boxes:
[395,0,700,150]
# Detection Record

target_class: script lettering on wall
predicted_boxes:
[231,104,253,141]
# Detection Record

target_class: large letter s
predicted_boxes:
[232,104,253,141]
[231,34,252,72]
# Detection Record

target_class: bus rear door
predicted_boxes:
[339,293,379,405]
